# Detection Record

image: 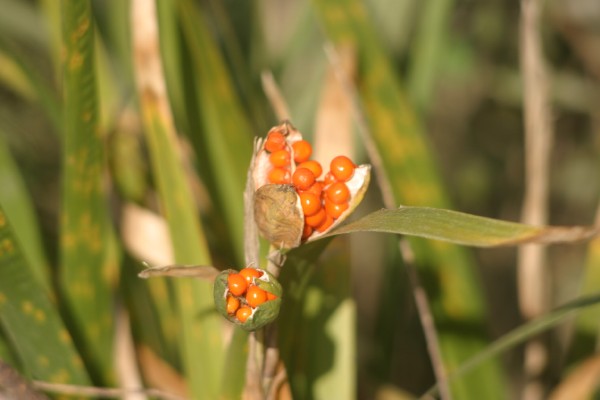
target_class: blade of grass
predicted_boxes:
[131,1,223,397]
[0,204,90,385]
[0,38,61,131]
[0,0,49,49]
[278,239,334,399]
[175,0,254,264]
[60,0,117,384]
[406,0,453,112]
[423,291,600,398]
[0,132,49,291]
[312,1,508,397]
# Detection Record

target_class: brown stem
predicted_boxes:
[519,0,553,398]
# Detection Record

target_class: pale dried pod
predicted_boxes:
[253,184,304,248]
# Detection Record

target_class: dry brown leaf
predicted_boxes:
[137,345,188,399]
[549,352,600,400]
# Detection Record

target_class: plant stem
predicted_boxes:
[519,0,553,398]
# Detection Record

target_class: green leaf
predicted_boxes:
[0,204,90,386]
[60,0,117,384]
[175,0,254,264]
[141,107,224,400]
[0,132,49,291]
[131,1,224,395]
[312,0,508,396]
[219,327,248,400]
[326,207,597,247]
[0,38,61,131]
[424,292,600,398]
[278,238,357,399]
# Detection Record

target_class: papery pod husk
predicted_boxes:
[252,121,372,248]
[306,164,371,242]
[213,268,282,331]
[253,184,304,248]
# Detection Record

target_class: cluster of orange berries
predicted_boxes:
[264,130,357,239]
[226,268,278,323]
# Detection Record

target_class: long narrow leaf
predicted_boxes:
[60,0,116,383]
[327,207,598,247]
[176,0,254,264]
[0,204,90,385]
[0,133,49,290]
[131,1,223,397]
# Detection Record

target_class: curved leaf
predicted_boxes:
[326,207,598,247]
[423,292,600,398]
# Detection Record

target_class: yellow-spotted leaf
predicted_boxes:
[0,204,90,386]
[60,0,117,384]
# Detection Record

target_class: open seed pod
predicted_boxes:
[213,268,282,331]
[252,121,371,248]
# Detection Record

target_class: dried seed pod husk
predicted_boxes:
[306,164,371,241]
[214,268,282,331]
[254,184,303,248]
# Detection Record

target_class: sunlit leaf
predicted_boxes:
[60,0,117,383]
[131,0,223,397]
[0,204,89,385]
[327,206,598,247]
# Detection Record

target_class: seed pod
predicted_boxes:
[305,164,371,239]
[213,268,282,331]
[252,121,371,247]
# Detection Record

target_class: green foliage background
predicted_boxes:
[0,0,599,399]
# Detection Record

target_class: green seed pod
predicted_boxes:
[213,268,282,331]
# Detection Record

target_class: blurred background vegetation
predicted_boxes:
[0,0,599,399]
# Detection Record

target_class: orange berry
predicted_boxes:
[316,213,334,233]
[299,192,321,217]
[292,168,315,191]
[305,208,326,228]
[268,167,290,184]
[236,306,253,323]
[301,223,313,240]
[228,273,248,297]
[266,292,278,301]
[297,160,322,178]
[325,198,349,219]
[240,267,262,284]
[269,149,290,167]
[226,295,240,314]
[330,155,355,182]
[292,140,312,163]
[323,171,336,186]
[246,286,268,308]
[325,182,350,204]
[301,181,323,197]
[265,131,286,152]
